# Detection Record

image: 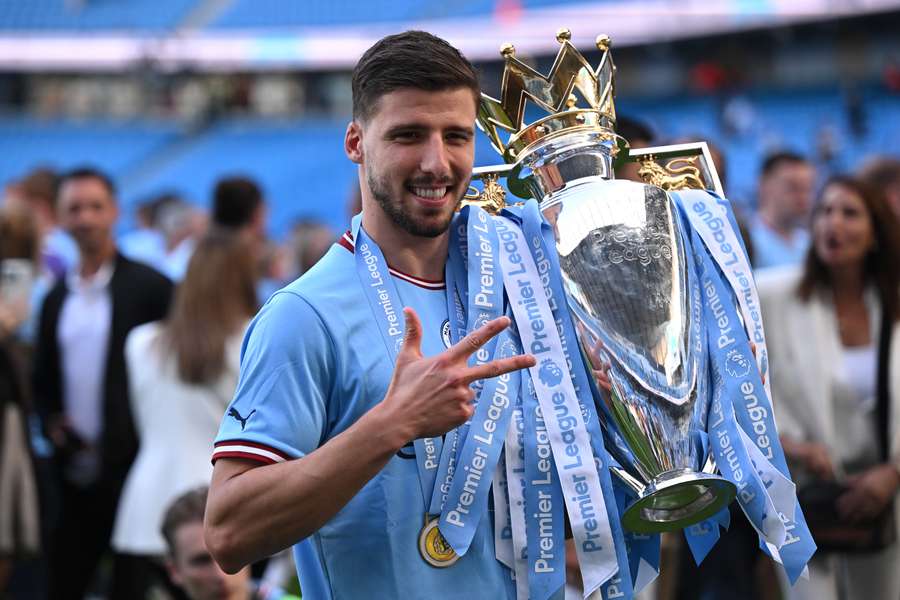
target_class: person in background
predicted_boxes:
[111,231,258,598]
[0,208,41,596]
[211,176,267,246]
[614,115,656,183]
[157,197,203,282]
[757,175,900,600]
[32,167,174,600]
[858,155,900,221]
[15,168,78,280]
[285,219,334,279]
[162,487,298,600]
[750,151,816,269]
[118,194,168,270]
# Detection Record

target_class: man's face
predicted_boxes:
[57,177,118,253]
[168,521,250,600]
[761,162,815,227]
[346,87,477,238]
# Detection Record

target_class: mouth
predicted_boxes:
[407,184,450,206]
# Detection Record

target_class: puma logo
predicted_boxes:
[229,408,256,431]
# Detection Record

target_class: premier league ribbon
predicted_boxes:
[674,190,816,583]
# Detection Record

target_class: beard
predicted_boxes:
[366,168,462,238]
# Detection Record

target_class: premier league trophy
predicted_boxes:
[470,30,736,533]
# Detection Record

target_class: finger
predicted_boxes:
[397,307,423,361]
[592,369,612,392]
[750,342,757,359]
[462,353,536,383]
[445,316,512,362]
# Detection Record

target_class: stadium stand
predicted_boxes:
[0,0,196,31]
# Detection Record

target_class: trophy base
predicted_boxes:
[621,469,736,534]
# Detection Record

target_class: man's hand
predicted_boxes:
[379,308,535,442]
[837,463,900,522]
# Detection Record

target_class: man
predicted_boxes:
[32,167,173,599]
[749,151,816,269]
[164,488,297,600]
[205,31,534,598]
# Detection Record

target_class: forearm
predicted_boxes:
[206,402,409,573]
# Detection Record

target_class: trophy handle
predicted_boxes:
[624,141,725,198]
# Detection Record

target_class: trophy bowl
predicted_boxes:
[526,132,736,534]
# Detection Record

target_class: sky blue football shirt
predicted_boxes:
[213,232,514,599]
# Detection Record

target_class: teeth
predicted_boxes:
[412,187,447,199]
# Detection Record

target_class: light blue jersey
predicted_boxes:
[213,231,513,599]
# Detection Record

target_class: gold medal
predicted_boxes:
[418,516,459,568]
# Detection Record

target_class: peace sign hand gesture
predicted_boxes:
[381,307,535,441]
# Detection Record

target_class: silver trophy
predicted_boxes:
[470,30,736,533]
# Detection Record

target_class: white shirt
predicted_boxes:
[112,320,245,554]
[57,262,113,444]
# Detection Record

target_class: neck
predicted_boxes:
[79,240,116,278]
[758,208,794,239]
[361,215,449,282]
[829,265,866,303]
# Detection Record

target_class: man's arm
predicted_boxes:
[205,308,535,573]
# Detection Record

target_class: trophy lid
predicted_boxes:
[477,29,620,164]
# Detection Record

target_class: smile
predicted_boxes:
[409,186,448,199]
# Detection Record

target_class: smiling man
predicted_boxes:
[205,31,534,598]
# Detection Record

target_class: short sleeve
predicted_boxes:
[213,291,335,465]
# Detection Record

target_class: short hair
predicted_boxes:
[760,151,809,178]
[58,166,117,199]
[616,115,655,147]
[161,486,208,557]
[858,156,900,189]
[212,176,263,229]
[351,30,480,123]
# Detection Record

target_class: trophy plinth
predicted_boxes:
[619,470,736,533]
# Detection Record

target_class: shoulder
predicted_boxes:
[114,253,173,290]
[125,321,162,355]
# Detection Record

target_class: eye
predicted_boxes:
[390,130,421,142]
[446,131,473,144]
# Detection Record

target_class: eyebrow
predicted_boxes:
[384,123,474,137]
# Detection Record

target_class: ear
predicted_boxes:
[166,558,183,587]
[345,121,364,165]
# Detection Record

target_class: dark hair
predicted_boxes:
[859,156,900,189]
[351,30,480,122]
[0,208,39,264]
[212,176,263,229]
[58,166,116,199]
[161,486,208,557]
[616,115,655,147]
[797,174,900,322]
[162,230,257,384]
[760,151,808,178]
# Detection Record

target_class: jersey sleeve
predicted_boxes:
[213,290,335,465]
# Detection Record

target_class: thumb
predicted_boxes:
[398,307,423,362]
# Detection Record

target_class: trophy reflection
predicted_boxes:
[471,30,736,532]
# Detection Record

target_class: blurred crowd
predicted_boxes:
[0,117,899,600]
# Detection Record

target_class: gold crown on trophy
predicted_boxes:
[476,28,619,163]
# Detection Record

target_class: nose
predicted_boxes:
[419,134,451,180]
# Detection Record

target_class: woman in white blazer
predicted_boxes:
[111,231,258,597]
[757,175,900,600]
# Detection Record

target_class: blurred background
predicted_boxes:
[0,0,898,237]
[2,2,900,600]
